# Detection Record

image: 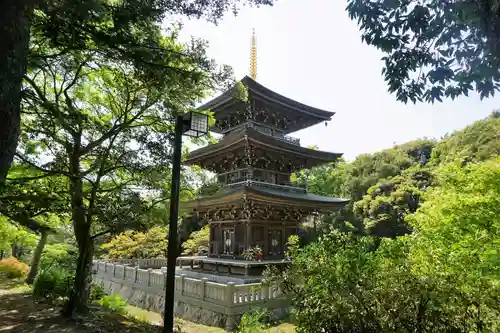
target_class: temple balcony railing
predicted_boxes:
[215,169,307,193]
[223,121,300,146]
[226,179,307,194]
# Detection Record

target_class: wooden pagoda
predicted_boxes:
[182,76,348,276]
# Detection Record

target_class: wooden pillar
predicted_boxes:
[246,222,252,249]
[263,224,269,258]
[281,223,286,256]
[232,222,236,257]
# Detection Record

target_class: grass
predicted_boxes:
[0,274,31,294]
[122,304,295,333]
[98,303,297,333]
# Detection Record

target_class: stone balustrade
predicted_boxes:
[113,258,169,269]
[92,260,288,330]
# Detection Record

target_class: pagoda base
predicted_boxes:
[175,256,291,278]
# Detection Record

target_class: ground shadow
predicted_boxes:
[0,291,162,333]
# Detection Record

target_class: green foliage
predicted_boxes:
[33,266,105,302]
[101,226,168,259]
[407,157,500,329]
[99,294,128,314]
[33,267,74,300]
[0,217,16,254]
[430,112,500,163]
[233,81,249,102]
[355,167,433,237]
[182,225,209,256]
[90,284,107,302]
[40,243,78,271]
[269,158,500,333]
[197,180,223,197]
[302,113,499,238]
[299,139,435,236]
[0,257,29,279]
[237,308,270,333]
[346,0,500,103]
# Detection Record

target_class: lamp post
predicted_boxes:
[163,111,208,333]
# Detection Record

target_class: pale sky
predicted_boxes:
[174,0,499,160]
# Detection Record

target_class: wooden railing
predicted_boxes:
[224,121,301,146]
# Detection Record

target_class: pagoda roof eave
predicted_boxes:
[197,76,335,121]
[185,126,342,165]
[182,184,349,212]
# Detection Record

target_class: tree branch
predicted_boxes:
[15,153,95,186]
[90,229,111,239]
[24,75,77,136]
[0,204,53,234]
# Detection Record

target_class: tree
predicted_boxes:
[430,111,500,163]
[354,167,433,238]
[0,0,275,188]
[101,226,168,259]
[11,24,217,315]
[0,0,34,188]
[268,157,500,333]
[182,224,209,256]
[407,157,500,329]
[346,0,500,103]
[298,140,435,235]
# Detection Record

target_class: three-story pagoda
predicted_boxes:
[182,76,348,276]
[180,30,347,276]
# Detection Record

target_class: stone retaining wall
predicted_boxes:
[92,260,289,330]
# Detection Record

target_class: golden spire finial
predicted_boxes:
[250,28,257,80]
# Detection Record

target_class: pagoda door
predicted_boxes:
[223,229,235,255]
[268,229,283,257]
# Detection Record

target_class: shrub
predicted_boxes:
[40,243,78,271]
[182,224,209,256]
[237,308,270,333]
[90,283,107,302]
[33,267,73,300]
[0,257,29,278]
[99,294,127,314]
[33,267,107,305]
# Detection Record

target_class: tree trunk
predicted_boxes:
[26,229,48,284]
[0,0,34,187]
[63,140,94,317]
[63,230,93,316]
[11,243,20,258]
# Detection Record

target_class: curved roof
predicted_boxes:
[183,183,349,212]
[186,125,342,168]
[197,76,335,133]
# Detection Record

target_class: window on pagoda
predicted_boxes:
[223,228,234,255]
[268,229,283,256]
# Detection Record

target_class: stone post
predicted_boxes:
[261,285,269,300]
[180,274,186,295]
[162,271,167,291]
[122,265,127,279]
[147,268,153,286]
[113,264,116,277]
[226,282,235,306]
[225,282,237,331]
[134,266,138,283]
[201,277,208,301]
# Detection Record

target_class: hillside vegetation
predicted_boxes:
[297,111,500,238]
[268,112,500,333]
